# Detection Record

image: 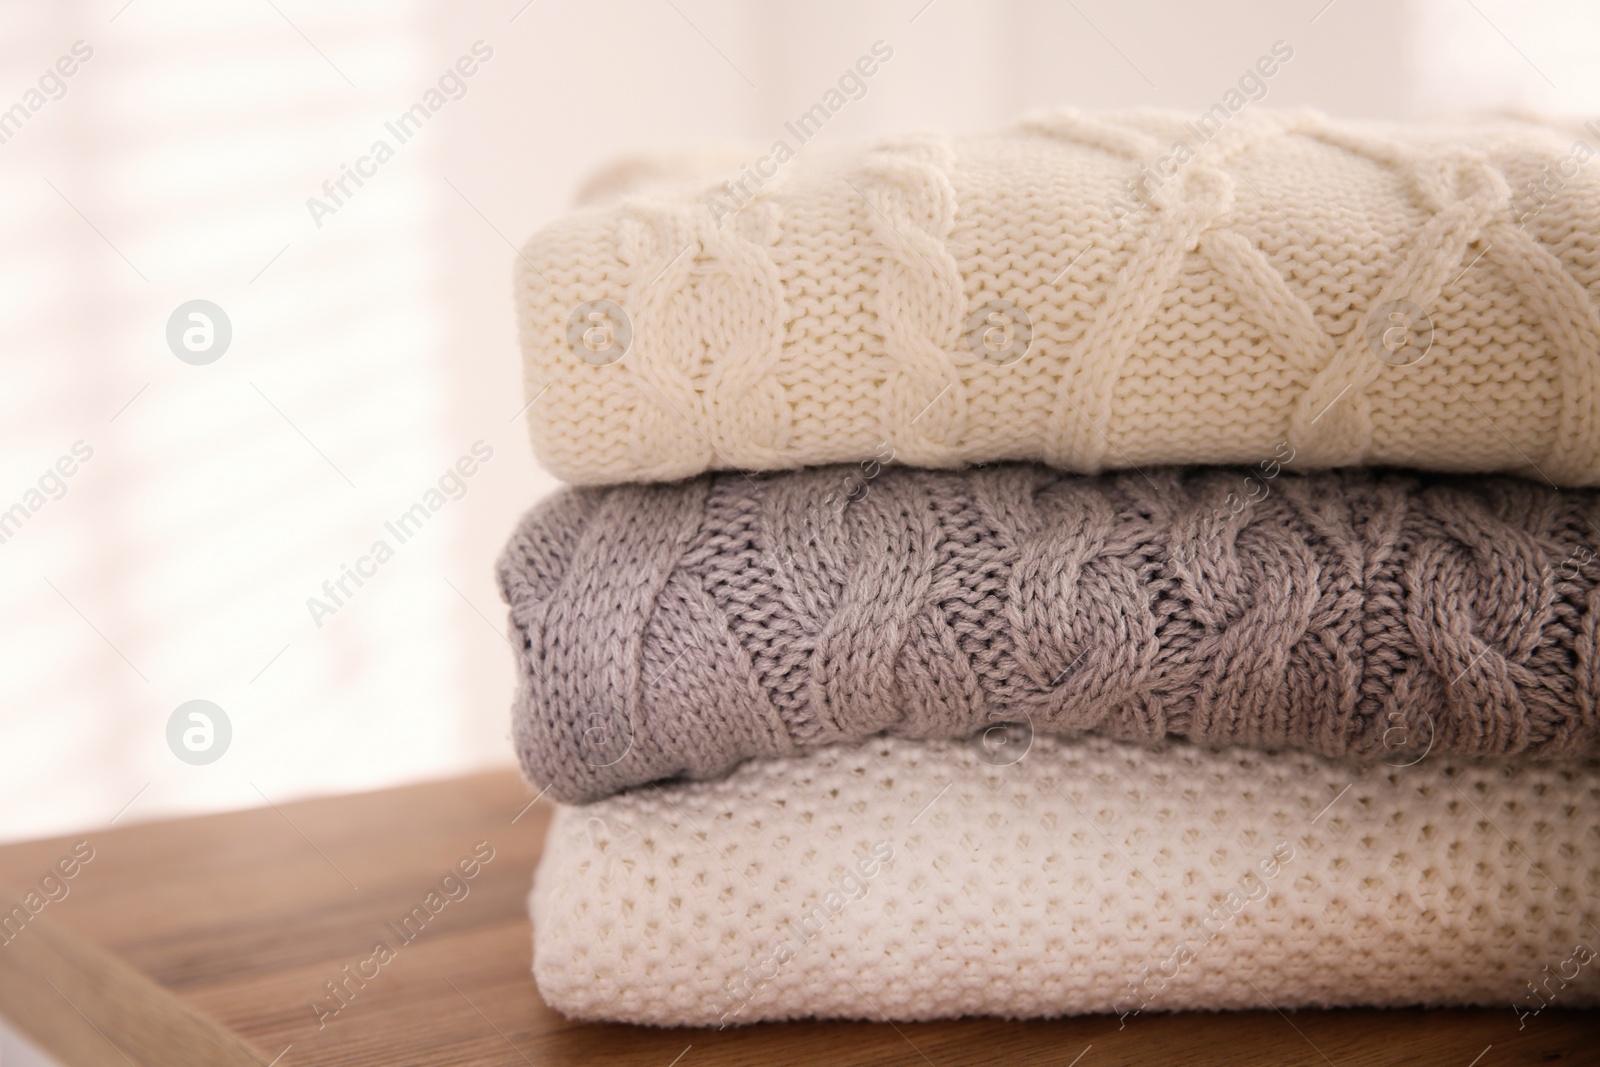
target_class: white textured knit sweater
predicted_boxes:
[516,109,1600,485]
[531,734,1600,1026]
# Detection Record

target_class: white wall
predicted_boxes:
[0,0,1592,853]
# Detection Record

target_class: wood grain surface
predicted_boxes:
[0,770,1593,1066]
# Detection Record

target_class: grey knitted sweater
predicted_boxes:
[497,464,1600,803]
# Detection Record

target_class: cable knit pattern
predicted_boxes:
[515,108,1600,485]
[530,734,1600,1025]
[496,463,1600,803]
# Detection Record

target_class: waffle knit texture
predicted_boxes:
[514,108,1600,486]
[530,733,1600,1025]
[496,463,1600,803]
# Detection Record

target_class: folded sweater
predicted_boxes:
[531,733,1600,1025]
[497,463,1600,803]
[514,108,1600,485]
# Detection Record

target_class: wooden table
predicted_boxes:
[0,771,1593,1066]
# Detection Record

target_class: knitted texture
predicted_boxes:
[514,108,1600,486]
[531,734,1600,1025]
[497,463,1600,803]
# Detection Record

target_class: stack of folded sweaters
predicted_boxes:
[499,108,1600,1028]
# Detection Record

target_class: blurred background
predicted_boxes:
[1,2,1596,1056]
[3,0,1599,845]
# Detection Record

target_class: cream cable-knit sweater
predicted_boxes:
[531,734,1600,1025]
[515,109,1600,485]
